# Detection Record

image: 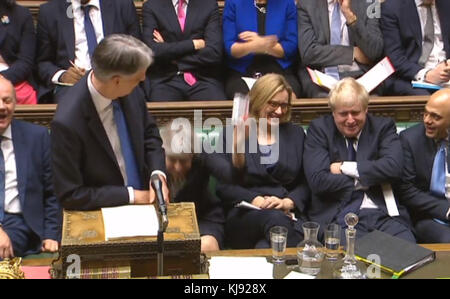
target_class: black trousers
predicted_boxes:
[225,68,303,99]
[149,75,227,101]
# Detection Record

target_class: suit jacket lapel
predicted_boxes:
[183,0,198,36]
[355,121,370,162]
[61,0,76,61]
[81,79,118,168]
[436,0,450,57]
[319,0,331,44]
[10,121,27,209]
[407,0,422,48]
[100,0,114,36]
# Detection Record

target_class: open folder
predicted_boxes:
[307,56,395,93]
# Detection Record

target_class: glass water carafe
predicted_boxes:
[333,213,367,279]
[296,222,325,276]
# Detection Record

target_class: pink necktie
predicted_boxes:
[177,0,197,86]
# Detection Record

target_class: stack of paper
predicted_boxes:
[307,56,395,93]
[101,205,159,241]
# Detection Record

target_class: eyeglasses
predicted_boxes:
[267,100,290,111]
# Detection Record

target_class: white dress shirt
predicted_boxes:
[87,71,135,203]
[52,0,104,84]
[340,132,378,210]
[2,125,21,214]
[414,0,447,82]
[172,0,189,16]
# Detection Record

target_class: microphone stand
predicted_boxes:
[156,209,168,277]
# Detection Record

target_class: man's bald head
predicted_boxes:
[423,89,450,140]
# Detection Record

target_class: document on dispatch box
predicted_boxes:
[102,205,159,241]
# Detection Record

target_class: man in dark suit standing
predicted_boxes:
[142,0,226,101]
[381,0,450,95]
[397,89,450,242]
[36,0,141,103]
[297,0,384,98]
[0,76,60,259]
[303,78,415,243]
[51,34,168,211]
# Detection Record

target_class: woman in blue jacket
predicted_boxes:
[223,0,302,99]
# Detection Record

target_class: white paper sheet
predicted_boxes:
[101,205,159,241]
[209,257,274,279]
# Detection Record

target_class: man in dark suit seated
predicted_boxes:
[297,0,384,98]
[36,0,141,103]
[380,0,450,95]
[0,76,60,259]
[142,0,226,101]
[51,34,169,211]
[303,78,415,243]
[396,89,450,243]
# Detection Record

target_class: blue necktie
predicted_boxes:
[82,5,98,59]
[0,138,5,224]
[112,101,142,189]
[430,141,446,197]
[324,2,341,80]
[346,137,356,162]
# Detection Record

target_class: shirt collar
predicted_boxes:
[2,124,11,140]
[72,0,101,12]
[87,71,113,114]
[415,0,434,7]
[172,0,189,7]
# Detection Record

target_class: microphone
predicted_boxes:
[150,174,168,230]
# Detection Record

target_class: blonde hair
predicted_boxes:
[248,73,293,123]
[328,77,369,112]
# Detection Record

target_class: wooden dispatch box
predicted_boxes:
[59,202,202,278]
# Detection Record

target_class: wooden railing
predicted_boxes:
[14,96,427,128]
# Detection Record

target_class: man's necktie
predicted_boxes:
[177,0,197,86]
[337,137,363,226]
[0,138,4,224]
[83,5,98,59]
[112,101,142,189]
[418,4,434,67]
[324,2,341,80]
[346,137,357,162]
[430,141,446,197]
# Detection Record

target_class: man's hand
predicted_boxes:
[41,239,59,253]
[149,174,170,204]
[338,0,356,23]
[133,190,150,204]
[0,227,14,259]
[330,162,343,174]
[353,47,372,65]
[425,61,450,84]
[153,30,164,43]
[193,39,205,50]
[60,66,86,84]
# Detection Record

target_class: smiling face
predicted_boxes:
[0,78,16,135]
[423,89,450,140]
[333,100,367,138]
[259,90,290,126]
